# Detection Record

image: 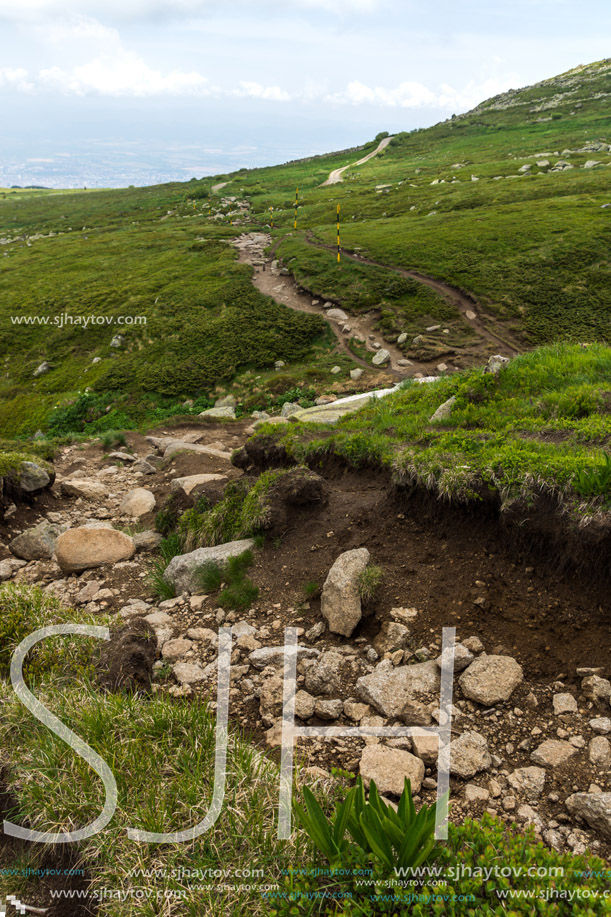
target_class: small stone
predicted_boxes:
[458,654,523,705]
[531,740,578,768]
[360,745,425,795]
[588,736,611,768]
[294,690,316,719]
[315,698,343,720]
[450,731,492,778]
[464,784,490,803]
[507,767,546,802]
[553,693,578,715]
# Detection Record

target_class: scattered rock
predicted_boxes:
[321,548,370,637]
[437,643,474,673]
[507,767,546,802]
[55,526,136,573]
[350,368,364,381]
[430,396,456,423]
[305,651,344,696]
[588,736,611,768]
[315,698,344,720]
[9,521,65,560]
[61,479,107,500]
[164,538,255,594]
[372,349,391,366]
[173,662,207,685]
[458,654,523,705]
[484,354,510,374]
[33,361,50,377]
[18,461,52,494]
[566,793,611,840]
[553,693,578,715]
[357,660,440,718]
[199,406,236,420]
[294,690,316,719]
[450,731,492,778]
[249,645,318,670]
[133,531,163,552]
[373,621,410,655]
[360,745,425,795]
[531,740,578,768]
[119,488,156,518]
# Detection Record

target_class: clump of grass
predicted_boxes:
[574,452,611,497]
[196,550,259,611]
[197,560,223,593]
[148,560,177,600]
[303,580,321,600]
[358,564,383,606]
[98,429,127,451]
[0,583,110,680]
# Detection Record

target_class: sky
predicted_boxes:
[0,0,609,186]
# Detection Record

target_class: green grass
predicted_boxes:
[357,565,384,606]
[254,343,611,517]
[194,549,259,611]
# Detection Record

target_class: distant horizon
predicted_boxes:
[1,0,609,188]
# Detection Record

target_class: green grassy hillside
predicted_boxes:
[0,60,609,437]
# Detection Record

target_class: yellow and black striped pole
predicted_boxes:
[336,203,341,263]
[270,206,274,230]
[294,188,298,230]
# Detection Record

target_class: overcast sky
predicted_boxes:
[0,0,609,185]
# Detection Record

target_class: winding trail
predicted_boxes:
[322,136,393,186]
[305,234,521,357]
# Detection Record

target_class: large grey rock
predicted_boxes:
[484,354,510,375]
[321,548,370,637]
[119,488,156,517]
[19,461,51,494]
[164,539,255,594]
[305,651,344,696]
[531,740,578,768]
[326,308,348,322]
[360,745,425,795]
[566,793,611,839]
[55,525,136,573]
[171,473,227,496]
[248,645,318,670]
[357,660,440,718]
[459,654,523,705]
[163,441,232,462]
[507,767,546,802]
[9,521,65,560]
[61,479,107,500]
[372,348,391,366]
[430,396,456,423]
[450,731,492,778]
[199,406,236,420]
[33,361,50,377]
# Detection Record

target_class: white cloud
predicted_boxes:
[0,0,383,23]
[39,53,213,96]
[234,81,291,101]
[0,67,35,92]
[325,76,519,110]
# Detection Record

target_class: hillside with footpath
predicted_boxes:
[0,60,611,916]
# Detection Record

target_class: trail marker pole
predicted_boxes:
[336,203,340,263]
[270,207,274,230]
[294,188,298,230]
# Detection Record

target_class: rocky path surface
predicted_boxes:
[2,416,611,861]
[322,135,393,186]
[305,234,522,357]
[233,232,433,378]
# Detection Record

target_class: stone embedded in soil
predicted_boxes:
[430,395,457,423]
[304,651,344,696]
[173,662,208,685]
[162,638,193,661]
[132,460,157,475]
[437,642,474,673]
[55,525,136,573]
[531,739,579,768]
[344,699,371,722]
[372,348,391,366]
[356,659,440,718]
[450,731,492,778]
[588,736,611,768]
[321,547,371,637]
[326,308,348,322]
[61,478,108,500]
[119,488,156,518]
[566,793,611,840]
[411,733,439,765]
[107,451,136,463]
[133,531,163,552]
[0,558,27,581]
[314,698,344,720]
[373,621,410,655]
[581,675,611,707]
[249,644,318,670]
[464,784,490,803]
[19,461,52,494]
[553,693,578,715]
[199,406,236,420]
[458,654,523,705]
[164,538,255,594]
[590,718,611,734]
[294,690,316,720]
[9,521,65,560]
[360,745,425,795]
[507,766,546,802]
[163,441,233,461]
